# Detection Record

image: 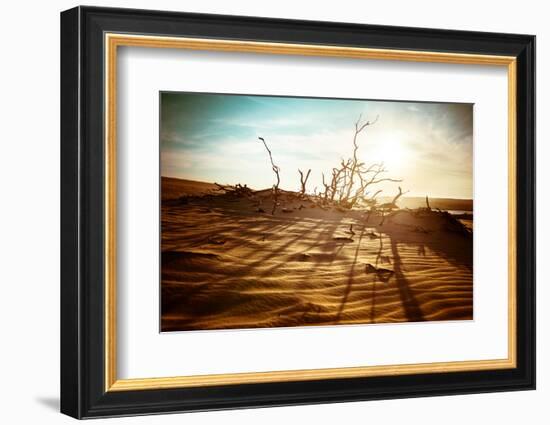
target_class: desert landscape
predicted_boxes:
[160,92,473,332]
[161,176,472,331]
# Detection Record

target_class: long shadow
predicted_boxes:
[164,210,304,259]
[311,237,348,267]
[374,211,473,272]
[389,237,425,322]
[166,218,325,285]
[162,213,335,328]
[161,206,341,315]
[333,227,366,323]
[305,217,344,252]
[255,217,343,279]
[369,232,385,323]
[221,218,301,252]
[246,220,324,270]
[230,213,300,234]
[165,201,327,257]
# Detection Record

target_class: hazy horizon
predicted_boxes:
[161,92,473,199]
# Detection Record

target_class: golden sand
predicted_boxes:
[161,178,473,332]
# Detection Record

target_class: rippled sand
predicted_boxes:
[161,178,473,332]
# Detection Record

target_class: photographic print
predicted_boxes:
[160,92,473,332]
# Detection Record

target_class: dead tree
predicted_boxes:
[332,160,351,202]
[317,159,349,204]
[298,168,311,196]
[349,163,401,208]
[258,137,281,214]
[319,115,402,210]
[342,114,379,202]
[379,186,409,225]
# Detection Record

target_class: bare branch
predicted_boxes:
[258,136,281,214]
[355,114,379,134]
[378,186,409,212]
[342,114,380,203]
[391,186,409,205]
[298,168,311,196]
[214,182,253,197]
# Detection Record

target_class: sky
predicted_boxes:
[160,92,473,199]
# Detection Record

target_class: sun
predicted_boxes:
[374,130,410,172]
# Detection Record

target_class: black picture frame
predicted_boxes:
[61,5,535,419]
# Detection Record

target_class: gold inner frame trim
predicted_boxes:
[104,33,518,392]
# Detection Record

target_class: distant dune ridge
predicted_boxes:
[161,177,473,211]
[161,177,473,332]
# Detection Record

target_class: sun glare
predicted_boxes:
[370,131,410,172]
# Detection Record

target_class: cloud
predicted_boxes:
[160,93,473,198]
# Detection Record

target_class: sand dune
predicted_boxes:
[161,177,473,332]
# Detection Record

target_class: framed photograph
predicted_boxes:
[60,6,535,419]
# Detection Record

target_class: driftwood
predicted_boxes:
[214,182,253,197]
